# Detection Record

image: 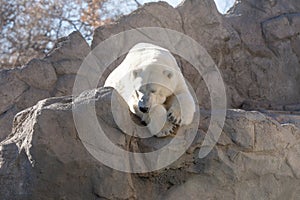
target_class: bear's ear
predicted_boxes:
[163,70,173,79]
[132,69,142,78]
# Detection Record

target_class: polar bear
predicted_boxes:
[104,43,195,137]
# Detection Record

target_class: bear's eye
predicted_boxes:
[150,89,156,94]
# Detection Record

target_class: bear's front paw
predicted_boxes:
[167,107,181,125]
[155,122,178,137]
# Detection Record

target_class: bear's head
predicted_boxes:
[131,64,178,113]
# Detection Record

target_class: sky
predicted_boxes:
[139,0,236,14]
[214,0,236,13]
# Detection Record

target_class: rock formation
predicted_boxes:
[0,32,90,141]
[92,0,300,110]
[0,87,299,199]
[0,0,300,199]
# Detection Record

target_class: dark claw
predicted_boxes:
[178,119,181,124]
[168,113,171,117]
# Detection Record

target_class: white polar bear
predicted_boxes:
[104,43,195,137]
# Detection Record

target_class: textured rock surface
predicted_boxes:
[1,0,300,140]
[223,0,300,109]
[0,69,29,115]
[15,58,57,90]
[0,106,18,142]
[0,31,90,140]
[0,0,300,199]
[92,0,300,110]
[0,87,299,199]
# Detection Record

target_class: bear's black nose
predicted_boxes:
[139,106,149,113]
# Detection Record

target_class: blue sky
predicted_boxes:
[139,0,236,14]
[214,0,236,13]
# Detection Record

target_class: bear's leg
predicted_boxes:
[146,105,177,137]
[167,93,195,126]
[146,104,167,135]
[145,105,177,137]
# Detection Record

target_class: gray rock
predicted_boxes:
[0,0,300,199]
[46,32,90,76]
[16,87,50,111]
[0,69,28,114]
[15,58,57,90]
[2,0,300,143]
[53,74,76,97]
[262,110,300,129]
[0,88,138,199]
[91,0,300,110]
[91,2,182,49]
[177,0,230,58]
[0,68,50,140]
[0,87,299,199]
[0,106,18,141]
[46,31,90,62]
[263,15,295,42]
[52,58,85,75]
[0,32,89,141]
[224,0,300,108]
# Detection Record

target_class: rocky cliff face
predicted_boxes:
[0,0,300,199]
[0,32,90,141]
[92,0,300,110]
[0,87,299,199]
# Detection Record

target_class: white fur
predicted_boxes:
[104,43,195,137]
